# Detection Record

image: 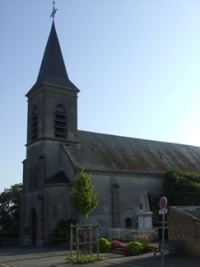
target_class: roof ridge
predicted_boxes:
[77,130,199,148]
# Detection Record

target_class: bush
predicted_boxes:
[124,241,151,256]
[111,240,125,249]
[66,253,103,264]
[125,242,143,256]
[48,219,76,245]
[98,238,111,253]
[140,241,151,253]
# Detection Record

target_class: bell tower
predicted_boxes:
[26,21,79,144]
[20,13,79,246]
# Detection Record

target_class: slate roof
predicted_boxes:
[63,130,200,175]
[27,22,79,96]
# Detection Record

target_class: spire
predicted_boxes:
[27,21,78,95]
[37,21,69,83]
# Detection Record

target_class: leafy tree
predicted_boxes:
[164,168,200,206]
[0,183,22,238]
[71,169,99,221]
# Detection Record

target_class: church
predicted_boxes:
[20,18,200,246]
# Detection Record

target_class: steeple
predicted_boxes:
[37,21,69,84]
[27,21,78,96]
[25,17,79,145]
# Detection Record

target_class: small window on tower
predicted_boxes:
[31,107,38,141]
[55,105,67,138]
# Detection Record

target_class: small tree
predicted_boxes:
[71,169,99,222]
[70,169,99,257]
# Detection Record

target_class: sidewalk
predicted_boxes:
[0,246,199,267]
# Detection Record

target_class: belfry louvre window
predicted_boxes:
[31,107,38,141]
[55,105,67,138]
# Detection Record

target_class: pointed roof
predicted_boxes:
[27,22,79,96]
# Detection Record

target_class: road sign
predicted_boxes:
[159,196,167,210]
[159,209,168,215]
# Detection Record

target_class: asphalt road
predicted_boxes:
[0,246,200,267]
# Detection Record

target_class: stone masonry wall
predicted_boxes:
[168,206,200,256]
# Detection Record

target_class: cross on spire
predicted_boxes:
[50,1,58,19]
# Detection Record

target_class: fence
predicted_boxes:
[109,228,158,241]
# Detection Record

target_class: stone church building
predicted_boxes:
[20,21,200,246]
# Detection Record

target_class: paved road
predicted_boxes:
[0,246,200,267]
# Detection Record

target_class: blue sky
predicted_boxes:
[1,0,200,192]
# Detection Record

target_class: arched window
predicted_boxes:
[55,105,67,138]
[125,217,132,228]
[31,107,38,141]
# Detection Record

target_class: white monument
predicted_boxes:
[138,189,153,230]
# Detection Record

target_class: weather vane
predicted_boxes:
[50,1,58,19]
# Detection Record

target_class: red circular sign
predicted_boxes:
[159,196,167,209]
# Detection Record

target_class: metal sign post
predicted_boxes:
[159,196,168,267]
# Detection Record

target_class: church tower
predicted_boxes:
[20,18,79,246]
[26,21,79,144]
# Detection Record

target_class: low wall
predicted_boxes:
[168,206,200,256]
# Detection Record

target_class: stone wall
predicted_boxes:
[168,206,200,256]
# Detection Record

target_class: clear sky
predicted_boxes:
[1,0,200,193]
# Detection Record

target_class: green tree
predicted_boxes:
[164,168,200,206]
[0,183,22,238]
[71,169,99,221]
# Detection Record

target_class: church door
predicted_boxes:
[30,208,37,246]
